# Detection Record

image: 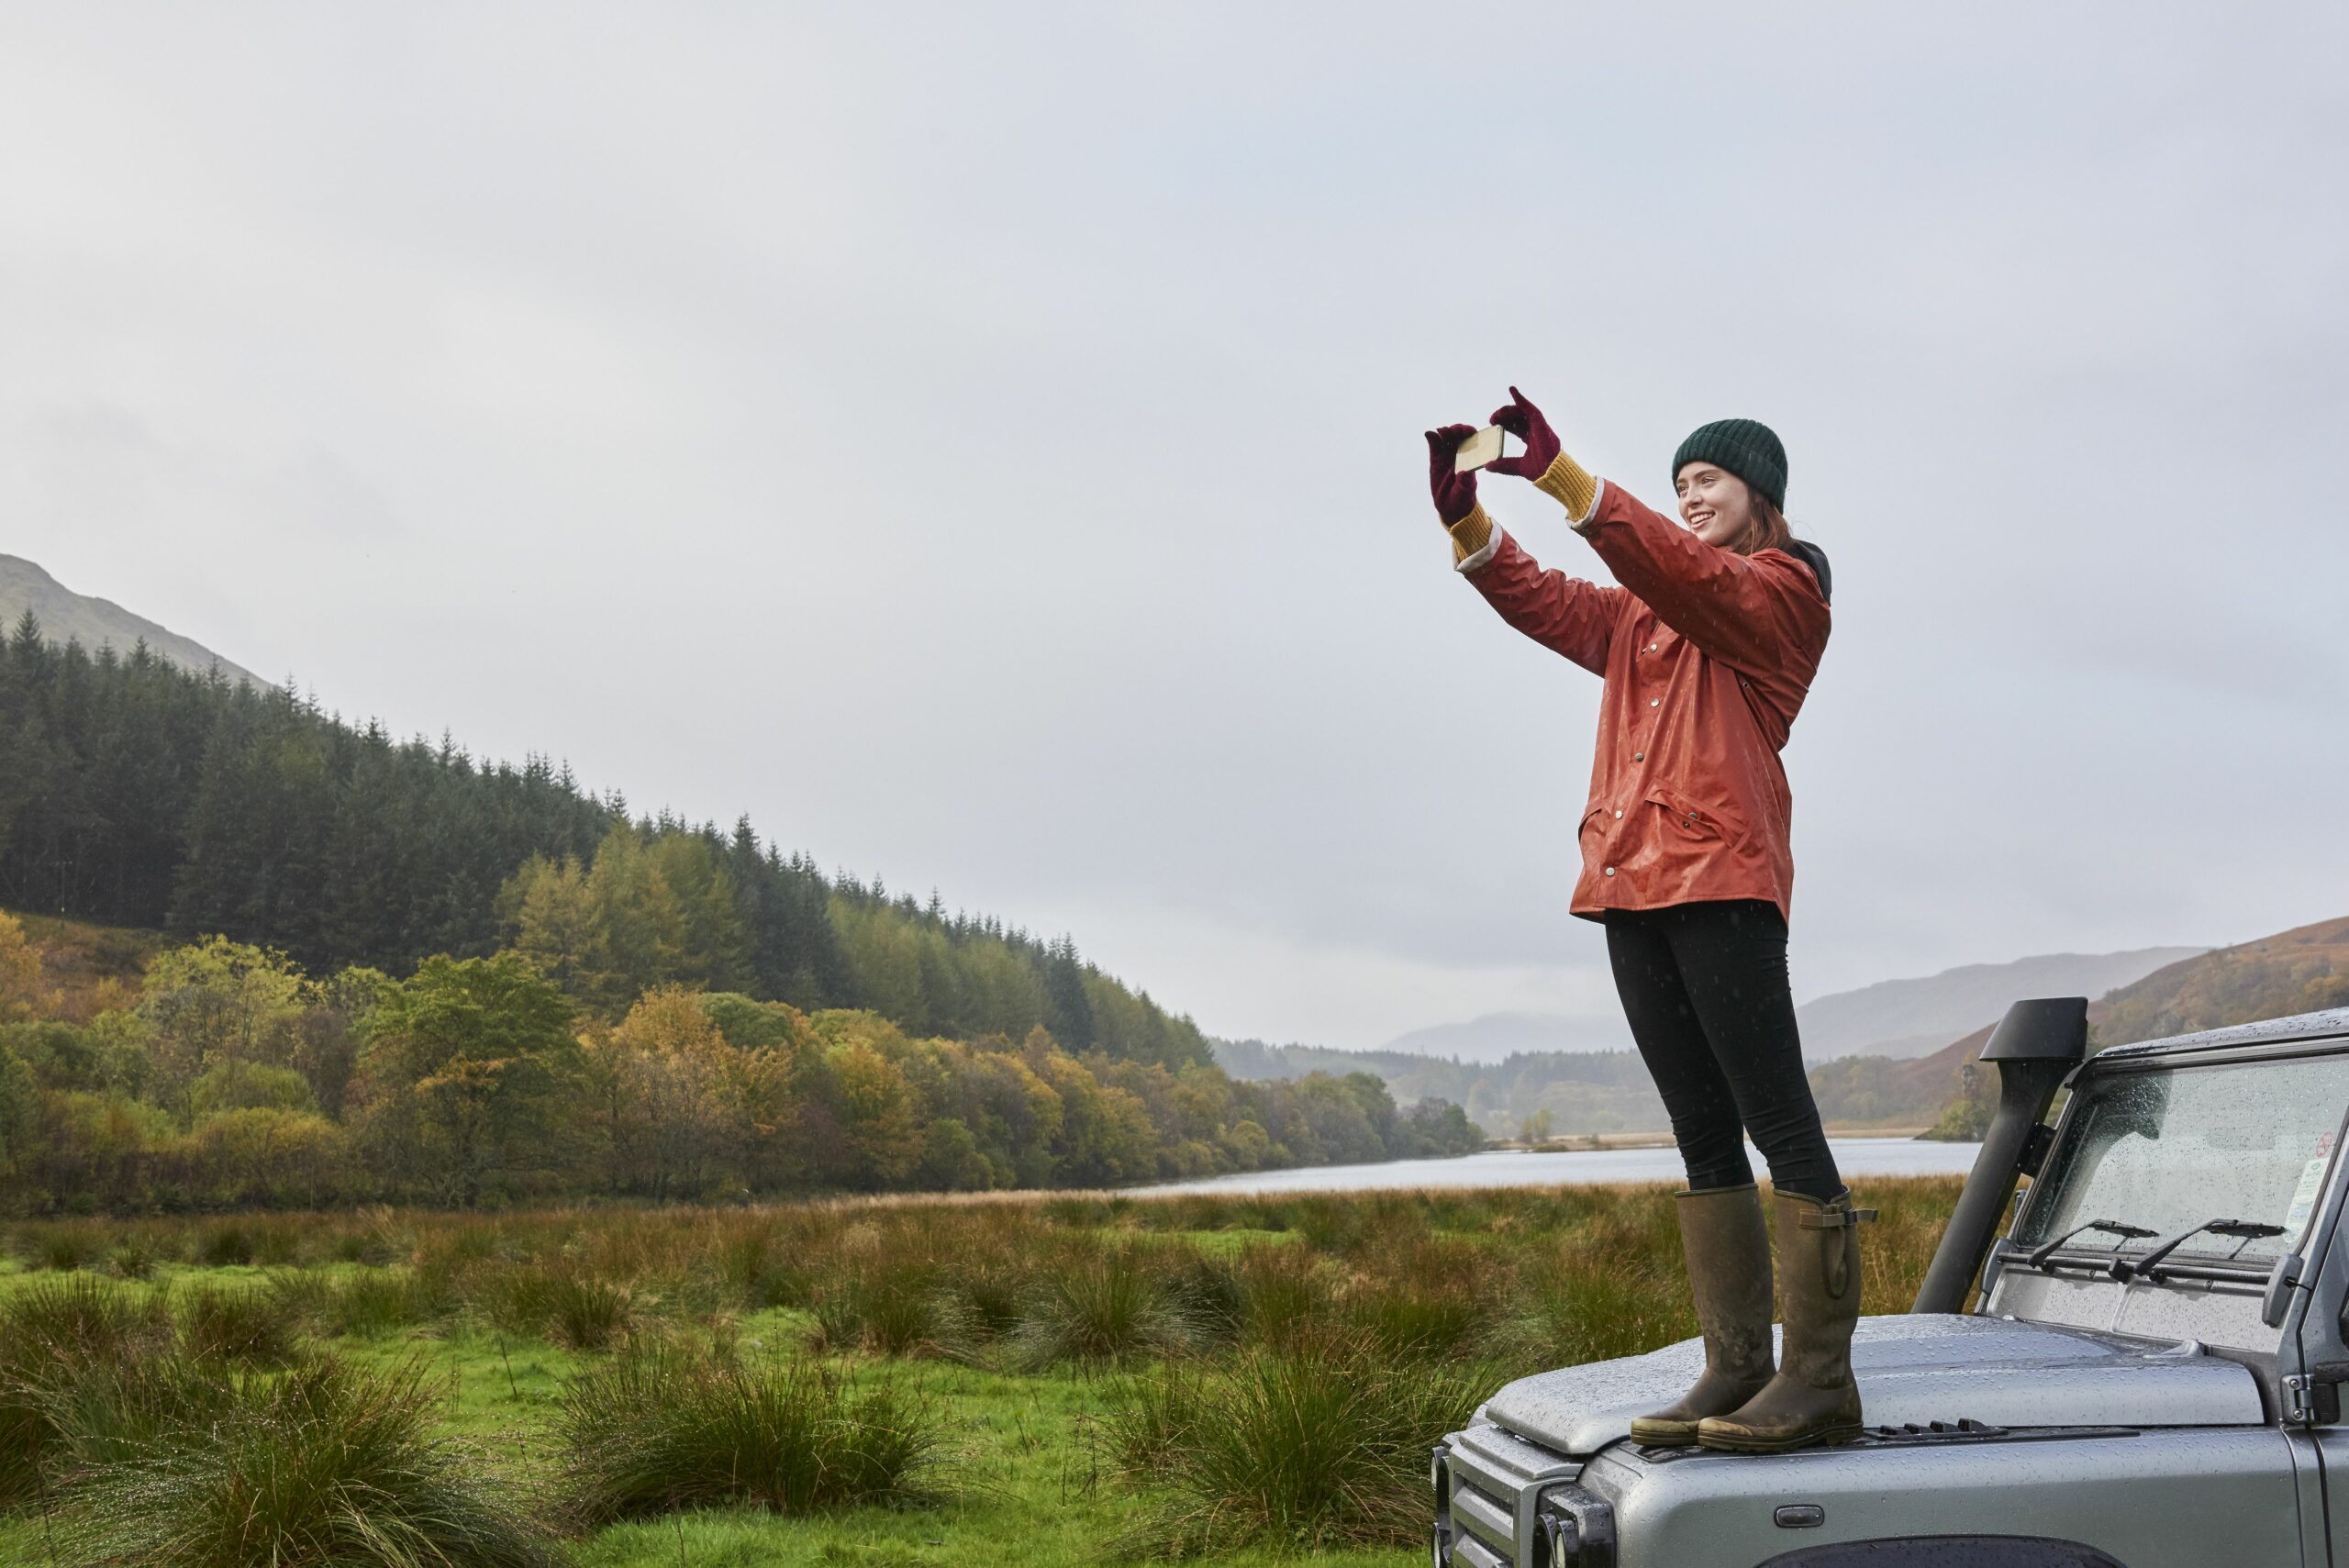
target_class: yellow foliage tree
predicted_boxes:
[0,912,50,1023]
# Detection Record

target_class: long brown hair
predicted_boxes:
[1722,488,1793,557]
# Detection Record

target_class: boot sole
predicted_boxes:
[1696,1421,1863,1454]
[1628,1418,1701,1447]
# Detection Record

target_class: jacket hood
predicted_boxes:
[1783,538,1831,604]
[1480,1313,2260,1456]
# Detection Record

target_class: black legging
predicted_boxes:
[1604,898,1842,1201]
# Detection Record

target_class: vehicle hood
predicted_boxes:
[1482,1313,2264,1456]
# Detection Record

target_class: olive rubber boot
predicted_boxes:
[1698,1188,1877,1453]
[1628,1184,1776,1447]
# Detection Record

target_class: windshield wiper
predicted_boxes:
[2109,1218,2287,1283]
[2026,1218,2157,1272]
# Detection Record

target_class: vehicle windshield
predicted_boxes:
[2018,1052,2349,1264]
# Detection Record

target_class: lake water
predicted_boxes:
[1132,1137,1984,1195]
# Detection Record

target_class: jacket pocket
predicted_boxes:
[1647,786,1738,845]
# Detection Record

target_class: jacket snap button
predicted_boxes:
[1613,809,1622,819]
[1603,866,1615,877]
[1650,698,1660,707]
[1633,751,1643,762]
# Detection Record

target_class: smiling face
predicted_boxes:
[1674,462,1756,547]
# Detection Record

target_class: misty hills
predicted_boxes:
[0,553,265,689]
[1795,945,2206,1061]
[1809,916,2349,1134]
[1325,944,2205,1074]
[1378,1011,1634,1063]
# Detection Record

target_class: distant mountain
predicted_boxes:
[1376,1010,1631,1063]
[2092,917,2349,1047]
[0,554,264,688]
[1795,946,2205,1062]
[1815,917,2349,1132]
[1223,940,2213,1139]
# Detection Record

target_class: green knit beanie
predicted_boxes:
[1672,418,1787,511]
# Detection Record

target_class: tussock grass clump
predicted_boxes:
[1106,1331,1489,1554]
[1007,1250,1197,1370]
[195,1221,256,1268]
[272,1266,454,1343]
[107,1234,161,1280]
[56,1354,560,1568]
[1342,1236,1504,1361]
[811,1260,969,1359]
[176,1284,304,1367]
[484,1262,639,1351]
[556,1341,944,1523]
[0,1274,176,1507]
[19,1219,109,1272]
[1160,1251,1247,1343]
[1235,1242,1335,1351]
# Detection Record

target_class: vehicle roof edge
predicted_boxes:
[2094,1005,2349,1062]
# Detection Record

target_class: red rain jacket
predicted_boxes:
[1462,481,1830,923]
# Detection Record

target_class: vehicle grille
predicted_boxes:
[1437,1422,1581,1566]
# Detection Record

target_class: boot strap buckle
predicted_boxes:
[1798,1207,1880,1230]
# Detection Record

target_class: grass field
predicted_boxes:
[0,1179,1962,1567]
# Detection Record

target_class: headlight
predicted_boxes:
[1536,1484,1616,1568]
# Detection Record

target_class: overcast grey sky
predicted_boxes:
[4,6,2343,1051]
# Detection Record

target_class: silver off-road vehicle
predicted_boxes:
[1432,998,2349,1567]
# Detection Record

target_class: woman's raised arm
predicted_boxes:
[1428,424,1623,676]
[1483,391,1826,682]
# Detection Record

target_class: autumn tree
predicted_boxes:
[349,952,578,1206]
[0,912,51,1024]
[136,937,311,1113]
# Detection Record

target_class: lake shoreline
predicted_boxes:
[1130,1134,1985,1196]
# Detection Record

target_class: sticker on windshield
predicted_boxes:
[2285,1131,2338,1240]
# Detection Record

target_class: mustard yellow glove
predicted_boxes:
[1446,503,1493,563]
[1533,451,1600,527]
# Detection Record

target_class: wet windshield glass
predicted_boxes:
[2020,1054,2349,1263]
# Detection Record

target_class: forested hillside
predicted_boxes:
[0,554,265,687]
[0,609,1182,1059]
[0,615,1484,1211]
[0,911,1477,1212]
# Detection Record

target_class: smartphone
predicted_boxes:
[1453,425,1506,474]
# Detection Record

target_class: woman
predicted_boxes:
[1424,389,1872,1454]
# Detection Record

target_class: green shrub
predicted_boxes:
[56,1355,560,1568]
[555,1341,943,1524]
[1105,1332,1488,1554]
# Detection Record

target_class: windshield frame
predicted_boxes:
[2009,1032,2349,1284]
